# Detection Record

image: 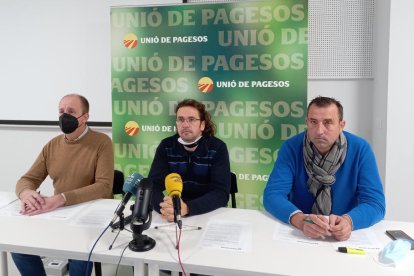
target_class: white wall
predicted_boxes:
[0,0,180,122]
[308,80,373,141]
[372,0,390,190]
[384,0,414,222]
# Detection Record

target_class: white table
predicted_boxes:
[0,192,18,276]
[1,193,414,276]
[0,195,149,276]
[143,208,414,276]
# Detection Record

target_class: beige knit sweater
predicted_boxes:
[16,129,114,206]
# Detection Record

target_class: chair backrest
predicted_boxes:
[230,172,238,208]
[113,170,125,196]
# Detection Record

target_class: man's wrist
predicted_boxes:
[18,189,31,200]
[59,193,66,206]
[290,212,305,230]
[181,202,189,216]
[342,214,353,229]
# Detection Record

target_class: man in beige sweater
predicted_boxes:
[12,93,114,276]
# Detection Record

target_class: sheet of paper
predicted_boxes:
[273,222,327,246]
[69,200,120,228]
[334,228,382,251]
[0,199,87,219]
[200,219,252,252]
[38,203,90,220]
[0,200,22,216]
[0,192,18,209]
[0,198,119,227]
[272,222,382,251]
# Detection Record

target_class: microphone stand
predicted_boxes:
[175,223,180,250]
[129,209,156,252]
[108,213,132,250]
[154,217,202,250]
[173,205,182,250]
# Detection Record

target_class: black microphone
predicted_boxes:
[131,178,153,224]
[165,173,183,229]
[129,178,156,252]
[110,173,143,226]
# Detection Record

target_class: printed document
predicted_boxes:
[272,222,382,251]
[200,219,252,252]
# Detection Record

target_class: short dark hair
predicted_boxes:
[307,96,343,121]
[175,99,216,136]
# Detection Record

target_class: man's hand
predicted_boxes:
[329,214,352,241]
[19,189,46,214]
[20,193,65,216]
[159,196,189,222]
[291,212,331,239]
[291,212,352,241]
[303,214,332,239]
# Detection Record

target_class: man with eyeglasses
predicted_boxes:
[11,93,114,276]
[148,99,231,222]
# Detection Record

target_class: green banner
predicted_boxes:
[111,0,308,210]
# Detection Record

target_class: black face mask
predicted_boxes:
[59,113,82,134]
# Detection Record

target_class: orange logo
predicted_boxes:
[123,33,138,49]
[198,77,214,93]
[125,121,139,136]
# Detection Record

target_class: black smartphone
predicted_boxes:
[385,230,414,250]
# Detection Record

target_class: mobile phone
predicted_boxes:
[385,230,414,250]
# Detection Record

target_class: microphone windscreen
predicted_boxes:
[165,173,183,197]
[123,173,144,194]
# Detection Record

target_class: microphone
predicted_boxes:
[131,178,153,224]
[165,173,183,229]
[110,172,144,226]
[129,178,156,252]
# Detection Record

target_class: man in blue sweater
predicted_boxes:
[264,96,385,241]
[148,99,231,222]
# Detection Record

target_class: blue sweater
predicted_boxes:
[263,131,385,230]
[148,134,230,216]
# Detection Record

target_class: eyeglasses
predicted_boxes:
[176,117,201,125]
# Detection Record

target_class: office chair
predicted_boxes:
[94,170,124,276]
[112,169,125,196]
[230,172,238,208]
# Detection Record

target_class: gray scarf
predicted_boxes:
[303,131,347,215]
